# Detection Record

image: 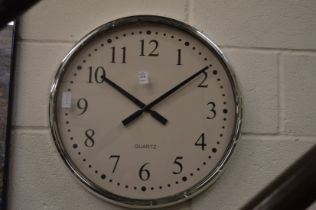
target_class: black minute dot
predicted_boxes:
[77,65,82,70]
[163,33,166,36]
[125,185,129,188]
[139,31,142,34]
[70,137,73,140]
[115,36,119,39]
[223,109,228,114]
[88,165,92,168]
[73,73,77,76]
[101,174,106,179]
[67,129,71,132]
[146,30,151,35]
[65,113,68,116]
[182,176,187,182]
[151,187,154,190]
[72,144,78,149]
[171,35,174,38]
[222,94,226,97]
[94,48,98,51]
[82,158,86,162]
[213,70,218,75]
[66,121,69,124]
[212,148,217,153]
[67,88,71,91]
[224,102,227,105]
[204,58,207,61]
[175,181,179,184]
[70,81,74,84]
[197,168,200,171]
[217,78,221,81]
[178,38,182,41]
[167,184,171,187]
[95,170,98,174]
[190,173,194,176]
[220,85,223,89]
[159,186,163,189]
[155,32,158,35]
[134,186,137,190]
[123,34,126,37]
[77,152,81,155]
[117,182,120,186]
[88,53,91,57]
[217,141,220,145]
[109,179,113,183]
[203,162,206,165]
[131,32,134,35]
[192,47,196,50]
[198,52,202,55]
[222,126,225,129]
[185,41,189,46]
[208,155,212,159]
[101,43,104,47]
[141,186,146,191]
[220,134,223,137]
[82,60,86,63]
[223,118,227,121]
[107,39,112,43]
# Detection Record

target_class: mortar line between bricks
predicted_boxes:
[278,52,286,133]
[221,45,316,54]
[277,52,281,134]
[242,134,316,142]
[187,0,194,24]
[184,0,189,23]
[12,126,49,131]
[188,198,193,210]
[18,38,76,45]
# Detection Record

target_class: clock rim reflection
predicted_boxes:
[49,15,242,209]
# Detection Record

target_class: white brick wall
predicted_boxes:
[9,0,316,209]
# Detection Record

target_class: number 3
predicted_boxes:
[207,101,216,119]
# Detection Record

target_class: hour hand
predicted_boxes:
[102,76,168,125]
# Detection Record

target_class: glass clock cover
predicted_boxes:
[49,15,242,209]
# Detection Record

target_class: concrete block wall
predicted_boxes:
[8,0,316,209]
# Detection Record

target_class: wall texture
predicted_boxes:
[8,0,316,209]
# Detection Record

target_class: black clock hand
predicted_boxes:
[102,76,168,125]
[122,66,209,126]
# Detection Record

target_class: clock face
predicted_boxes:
[50,16,241,208]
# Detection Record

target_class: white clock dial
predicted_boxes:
[50,16,242,208]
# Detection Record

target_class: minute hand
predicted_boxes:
[122,66,209,126]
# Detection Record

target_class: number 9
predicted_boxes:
[77,98,88,115]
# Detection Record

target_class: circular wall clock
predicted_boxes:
[49,15,242,208]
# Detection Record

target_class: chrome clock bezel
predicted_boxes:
[49,15,242,209]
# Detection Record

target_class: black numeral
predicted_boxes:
[139,162,150,181]
[140,39,159,56]
[207,102,216,119]
[176,49,182,65]
[109,155,120,173]
[198,72,208,88]
[111,46,126,63]
[172,156,183,174]
[77,98,88,115]
[88,66,106,83]
[84,129,95,147]
[195,133,206,151]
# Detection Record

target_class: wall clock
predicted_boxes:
[49,15,242,209]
